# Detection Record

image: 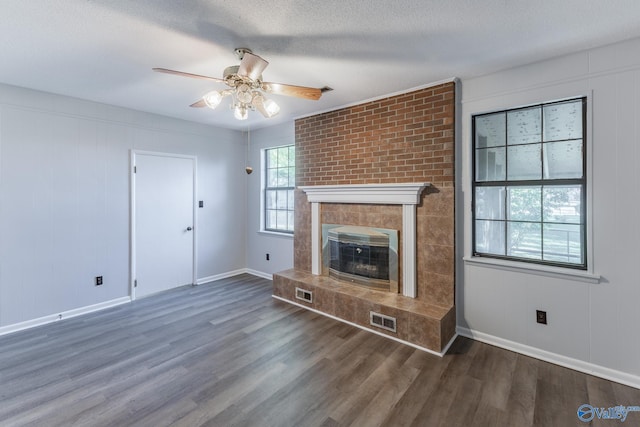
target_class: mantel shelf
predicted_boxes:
[299,183,431,205]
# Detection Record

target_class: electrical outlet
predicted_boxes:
[199,200,204,208]
[266,253,270,261]
[536,310,547,325]
[95,276,103,286]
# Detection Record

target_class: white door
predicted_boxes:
[133,152,196,298]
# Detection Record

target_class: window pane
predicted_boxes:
[475,113,506,148]
[543,224,582,263]
[507,186,541,221]
[276,190,287,209]
[475,220,505,255]
[266,210,277,229]
[266,190,277,209]
[507,107,541,145]
[276,210,287,230]
[268,169,278,187]
[277,147,288,167]
[543,186,582,224]
[475,187,505,220]
[543,100,582,141]
[288,166,295,187]
[287,211,295,231]
[543,140,583,179]
[476,147,506,181]
[287,189,294,210]
[268,149,278,169]
[289,145,295,164]
[508,222,542,259]
[277,168,289,186]
[507,144,541,180]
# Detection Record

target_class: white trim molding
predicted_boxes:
[0,297,131,337]
[458,327,640,390]
[196,269,273,284]
[300,183,430,298]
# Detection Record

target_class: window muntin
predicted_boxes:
[472,98,586,269]
[264,145,295,233]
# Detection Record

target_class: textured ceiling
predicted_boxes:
[2,1,640,130]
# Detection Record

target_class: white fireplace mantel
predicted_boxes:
[301,183,429,205]
[300,183,430,298]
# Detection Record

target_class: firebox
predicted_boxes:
[322,225,398,292]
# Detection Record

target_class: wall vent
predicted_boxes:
[295,287,313,303]
[370,311,397,333]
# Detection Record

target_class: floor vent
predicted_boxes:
[370,311,397,333]
[295,287,313,303]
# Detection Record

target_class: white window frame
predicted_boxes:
[260,144,295,236]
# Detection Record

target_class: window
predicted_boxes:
[264,145,295,233]
[472,98,586,269]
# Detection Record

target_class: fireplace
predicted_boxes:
[301,183,430,298]
[323,224,398,292]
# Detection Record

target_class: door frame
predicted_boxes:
[130,150,198,300]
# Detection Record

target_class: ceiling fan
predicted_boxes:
[153,48,331,120]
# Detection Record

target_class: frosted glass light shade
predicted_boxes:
[203,91,223,109]
[234,104,248,120]
[263,98,280,117]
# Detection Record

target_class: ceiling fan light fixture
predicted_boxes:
[263,98,280,117]
[203,90,223,109]
[236,84,254,104]
[234,104,248,120]
[252,92,280,119]
[155,48,326,121]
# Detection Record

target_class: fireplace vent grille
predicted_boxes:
[295,287,313,303]
[370,311,397,333]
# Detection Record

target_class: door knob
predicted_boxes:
[186,227,193,231]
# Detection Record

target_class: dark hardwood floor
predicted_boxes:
[0,274,638,426]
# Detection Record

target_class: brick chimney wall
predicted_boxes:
[293,82,455,308]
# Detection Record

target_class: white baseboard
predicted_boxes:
[196,269,249,285]
[197,269,272,284]
[272,295,454,357]
[245,269,273,280]
[457,327,640,390]
[0,296,131,337]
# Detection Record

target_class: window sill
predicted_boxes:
[258,230,294,239]
[463,256,601,284]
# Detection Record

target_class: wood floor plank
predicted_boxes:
[0,273,638,427]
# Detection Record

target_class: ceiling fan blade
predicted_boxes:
[190,99,207,108]
[152,68,225,83]
[262,82,323,100]
[237,52,269,80]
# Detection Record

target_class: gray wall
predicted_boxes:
[459,36,640,386]
[245,122,295,277]
[0,83,246,327]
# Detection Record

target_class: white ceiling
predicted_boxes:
[3,1,640,131]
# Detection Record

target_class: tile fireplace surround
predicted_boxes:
[273,82,456,355]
